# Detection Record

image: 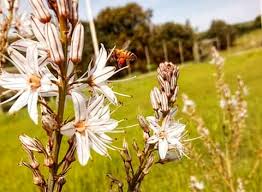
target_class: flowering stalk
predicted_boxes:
[0,0,15,68]
[109,62,188,192]
[182,47,250,192]
[0,0,32,68]
[0,1,124,192]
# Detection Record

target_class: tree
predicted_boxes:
[207,20,236,50]
[95,3,152,72]
[149,22,194,64]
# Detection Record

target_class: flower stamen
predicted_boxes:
[28,75,41,91]
[74,120,86,133]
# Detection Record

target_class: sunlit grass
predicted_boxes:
[0,48,261,191]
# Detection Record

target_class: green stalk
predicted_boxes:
[47,15,68,192]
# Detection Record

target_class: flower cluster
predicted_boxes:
[113,62,187,192]
[0,0,122,191]
[150,62,179,118]
[148,62,185,160]
[181,47,250,192]
[211,47,248,157]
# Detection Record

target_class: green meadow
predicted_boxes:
[0,46,261,191]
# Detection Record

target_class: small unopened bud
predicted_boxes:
[160,92,168,112]
[170,75,177,91]
[2,0,10,11]
[42,112,58,135]
[157,75,165,89]
[132,140,139,152]
[170,86,179,103]
[13,0,19,10]
[57,0,69,17]
[153,87,161,103]
[65,140,76,163]
[69,22,84,63]
[33,174,45,186]
[29,0,51,23]
[68,0,78,24]
[31,161,40,169]
[150,90,159,110]
[137,115,149,133]
[45,23,65,64]
[44,157,54,167]
[30,16,46,44]
[143,154,154,174]
[163,81,171,97]
[19,135,45,153]
[57,176,66,186]
[123,138,128,151]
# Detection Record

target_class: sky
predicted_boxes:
[20,0,261,31]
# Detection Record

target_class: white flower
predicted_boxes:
[9,13,32,38]
[0,46,57,124]
[76,44,118,105]
[146,110,186,159]
[220,99,226,109]
[190,176,204,191]
[10,16,48,57]
[60,95,118,166]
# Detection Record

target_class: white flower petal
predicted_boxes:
[87,95,104,116]
[71,91,86,121]
[9,90,30,114]
[27,91,39,124]
[146,116,160,133]
[95,44,107,70]
[0,72,27,90]
[93,66,115,84]
[60,122,75,137]
[10,39,39,53]
[26,45,39,74]
[7,47,26,73]
[96,84,117,105]
[76,132,90,166]
[167,123,186,137]
[40,75,58,93]
[97,105,110,120]
[89,119,118,132]
[159,138,168,159]
[89,132,108,156]
[147,135,159,144]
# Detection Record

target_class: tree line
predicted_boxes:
[82,3,261,73]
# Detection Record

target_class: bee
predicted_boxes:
[110,49,137,68]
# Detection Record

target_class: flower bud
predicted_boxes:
[170,74,177,91]
[137,115,149,133]
[57,0,69,17]
[160,93,168,112]
[44,156,54,167]
[19,135,45,153]
[13,0,19,10]
[42,112,58,136]
[68,0,79,24]
[163,81,171,97]
[157,75,165,89]
[150,90,159,110]
[170,86,179,103]
[29,0,51,23]
[33,174,45,186]
[69,22,84,63]
[153,87,161,104]
[45,23,65,64]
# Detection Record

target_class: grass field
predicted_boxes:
[0,47,262,191]
[234,29,262,51]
